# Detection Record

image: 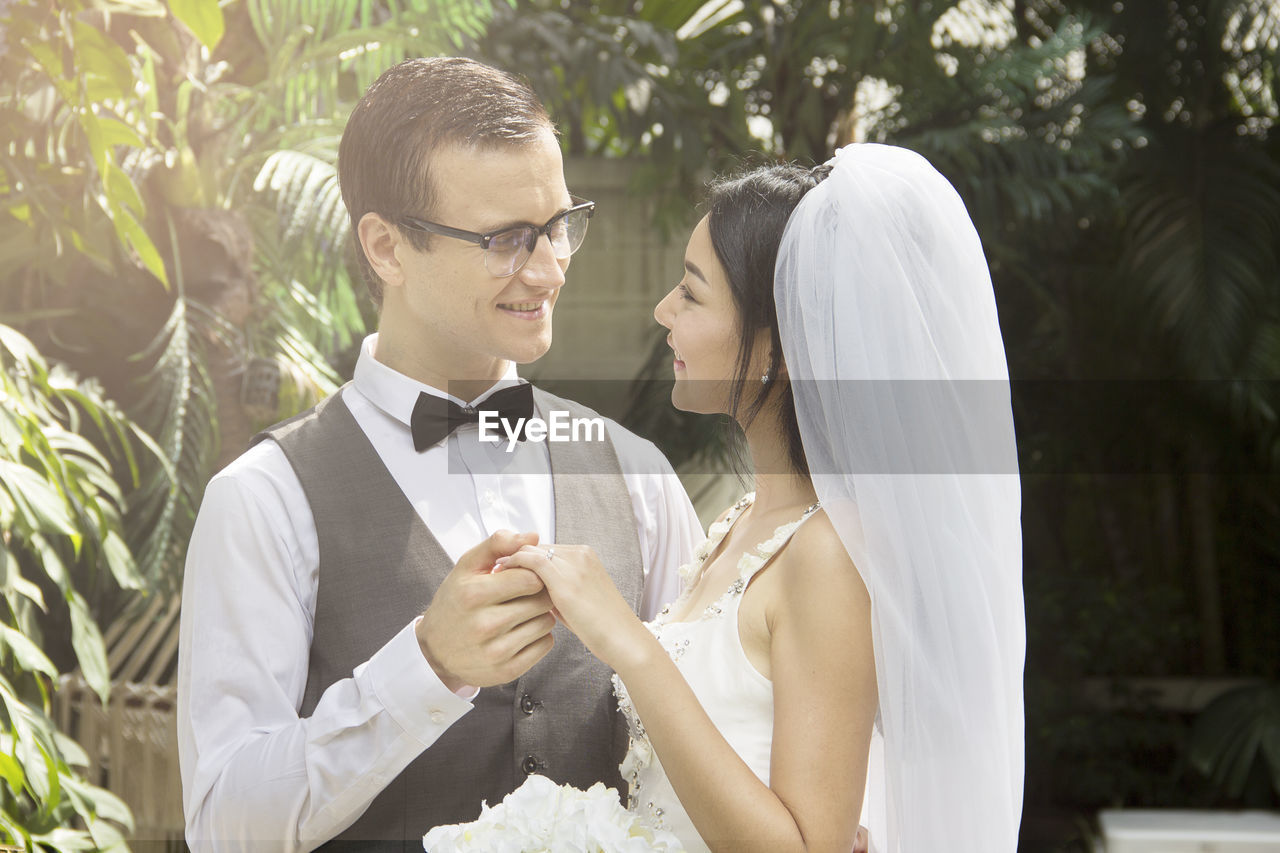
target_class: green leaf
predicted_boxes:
[0,324,45,367]
[169,0,226,51]
[0,811,30,849]
[70,19,134,102]
[28,827,98,851]
[12,575,47,612]
[110,204,169,287]
[0,752,25,793]
[0,623,59,679]
[1189,684,1280,799]
[0,460,79,538]
[13,726,51,805]
[86,817,129,851]
[51,730,89,770]
[102,529,144,591]
[22,40,74,102]
[96,117,146,152]
[79,108,109,177]
[60,774,134,830]
[103,161,145,218]
[67,593,110,705]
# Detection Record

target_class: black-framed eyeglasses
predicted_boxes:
[399,197,596,277]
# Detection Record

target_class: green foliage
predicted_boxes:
[471,0,747,230]
[1188,683,1280,806]
[0,325,146,849]
[125,251,220,591]
[0,0,169,287]
[168,0,225,51]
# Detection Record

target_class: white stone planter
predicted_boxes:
[1099,809,1280,852]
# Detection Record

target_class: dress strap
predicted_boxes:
[668,492,756,611]
[736,501,823,584]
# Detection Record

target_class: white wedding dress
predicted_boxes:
[612,492,827,852]
[608,144,1024,853]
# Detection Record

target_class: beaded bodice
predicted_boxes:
[611,493,821,848]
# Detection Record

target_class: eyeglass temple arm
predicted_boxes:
[401,218,492,247]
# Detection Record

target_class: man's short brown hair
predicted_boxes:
[338,57,555,305]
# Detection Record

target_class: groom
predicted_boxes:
[177,57,703,850]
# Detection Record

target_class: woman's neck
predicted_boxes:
[743,410,817,515]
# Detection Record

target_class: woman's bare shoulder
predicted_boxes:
[773,509,869,613]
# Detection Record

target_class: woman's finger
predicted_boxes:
[497,543,559,568]
[493,552,569,602]
[493,551,539,571]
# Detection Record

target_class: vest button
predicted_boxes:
[521,755,539,775]
[520,694,536,714]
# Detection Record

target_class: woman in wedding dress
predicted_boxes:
[498,144,1025,853]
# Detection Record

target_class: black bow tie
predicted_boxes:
[410,383,536,451]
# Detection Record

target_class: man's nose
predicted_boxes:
[517,233,567,289]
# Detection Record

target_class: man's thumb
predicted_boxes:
[458,529,538,573]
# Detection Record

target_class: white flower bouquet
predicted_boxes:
[422,774,684,853]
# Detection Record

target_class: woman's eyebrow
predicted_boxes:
[684,260,708,283]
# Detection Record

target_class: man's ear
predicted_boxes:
[357,212,407,289]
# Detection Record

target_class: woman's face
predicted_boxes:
[654,215,767,414]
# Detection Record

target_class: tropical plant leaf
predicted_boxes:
[66,592,110,705]
[0,624,58,680]
[169,0,226,51]
[1189,684,1280,799]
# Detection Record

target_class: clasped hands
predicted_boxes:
[415,531,872,853]
[415,530,638,692]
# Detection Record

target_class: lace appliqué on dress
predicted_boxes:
[612,492,821,826]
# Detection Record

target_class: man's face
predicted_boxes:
[384,129,572,383]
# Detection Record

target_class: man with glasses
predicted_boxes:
[177,57,703,850]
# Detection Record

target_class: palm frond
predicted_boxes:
[253,148,349,267]
[124,216,221,591]
[1119,140,1280,377]
[248,146,368,364]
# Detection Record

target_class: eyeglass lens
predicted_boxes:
[485,207,591,277]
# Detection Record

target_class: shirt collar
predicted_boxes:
[352,333,524,429]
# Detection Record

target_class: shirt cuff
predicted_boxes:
[360,619,474,744]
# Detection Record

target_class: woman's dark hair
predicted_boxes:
[338,57,554,305]
[704,161,832,478]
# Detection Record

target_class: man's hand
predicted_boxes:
[494,543,642,672]
[416,530,557,692]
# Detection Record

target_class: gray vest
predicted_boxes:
[259,385,644,851]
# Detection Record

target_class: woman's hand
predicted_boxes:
[494,544,650,671]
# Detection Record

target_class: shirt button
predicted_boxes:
[483,490,496,505]
[520,694,536,714]
[521,755,539,775]
[429,709,446,725]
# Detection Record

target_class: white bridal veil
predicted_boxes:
[774,144,1025,852]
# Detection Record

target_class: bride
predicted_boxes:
[497,144,1025,852]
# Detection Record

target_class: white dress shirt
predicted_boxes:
[177,334,703,852]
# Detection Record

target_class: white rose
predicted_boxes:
[422,775,685,852]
